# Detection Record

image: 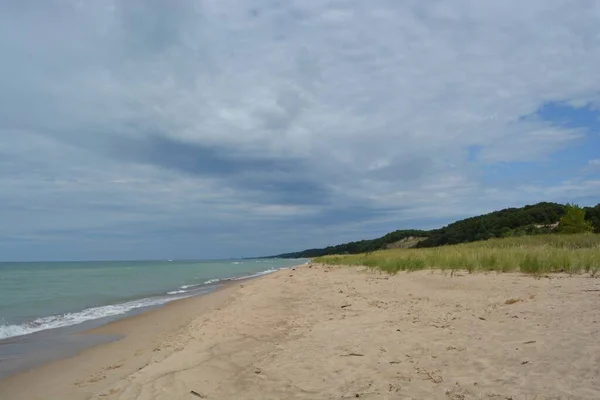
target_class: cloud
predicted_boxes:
[1,0,600,260]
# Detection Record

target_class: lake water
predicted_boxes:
[0,258,305,340]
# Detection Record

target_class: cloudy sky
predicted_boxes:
[1,1,600,261]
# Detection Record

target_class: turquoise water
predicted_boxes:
[0,259,305,339]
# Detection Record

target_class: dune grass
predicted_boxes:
[315,234,600,276]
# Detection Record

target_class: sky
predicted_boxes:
[1,0,600,261]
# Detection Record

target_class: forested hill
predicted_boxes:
[274,202,600,259]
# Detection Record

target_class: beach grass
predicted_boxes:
[315,233,600,275]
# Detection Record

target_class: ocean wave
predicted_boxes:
[0,265,288,341]
[166,290,188,295]
[179,284,201,289]
[0,296,178,340]
[228,268,278,281]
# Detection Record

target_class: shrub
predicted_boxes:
[559,204,594,234]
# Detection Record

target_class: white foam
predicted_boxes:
[0,296,178,340]
[0,264,292,341]
[229,268,278,281]
[179,284,201,289]
[166,290,188,295]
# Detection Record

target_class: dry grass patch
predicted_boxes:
[315,234,600,276]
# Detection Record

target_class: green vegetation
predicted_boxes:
[558,204,594,234]
[417,202,566,247]
[584,203,600,234]
[315,234,600,276]
[275,202,600,258]
[274,229,429,258]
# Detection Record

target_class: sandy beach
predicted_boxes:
[1,264,599,400]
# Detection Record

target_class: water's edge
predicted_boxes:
[0,263,302,340]
[0,263,305,379]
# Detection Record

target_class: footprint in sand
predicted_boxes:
[74,372,106,387]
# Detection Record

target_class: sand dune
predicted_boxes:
[2,265,599,399]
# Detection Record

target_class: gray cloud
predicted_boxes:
[1,0,600,260]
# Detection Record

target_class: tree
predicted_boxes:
[558,204,594,234]
[584,204,600,233]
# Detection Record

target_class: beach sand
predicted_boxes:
[1,264,599,399]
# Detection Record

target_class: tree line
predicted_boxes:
[273,202,600,259]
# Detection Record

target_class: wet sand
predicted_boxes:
[1,264,599,399]
[0,285,219,380]
[0,328,117,379]
[0,282,240,400]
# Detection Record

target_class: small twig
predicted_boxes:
[341,304,351,308]
[190,390,206,398]
[523,340,536,344]
[341,353,364,357]
[417,368,443,383]
[584,289,600,292]
[426,371,443,383]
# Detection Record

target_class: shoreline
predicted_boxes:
[0,278,245,399]
[2,264,599,399]
[0,261,289,386]
[0,259,305,342]
[0,262,305,379]
[0,282,227,380]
